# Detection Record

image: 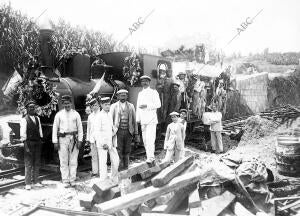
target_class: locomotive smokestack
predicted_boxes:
[39,28,54,68]
[38,17,55,76]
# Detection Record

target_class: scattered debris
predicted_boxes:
[242,115,277,140]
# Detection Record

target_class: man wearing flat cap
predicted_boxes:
[110,89,139,170]
[52,95,83,187]
[20,100,43,190]
[136,75,161,164]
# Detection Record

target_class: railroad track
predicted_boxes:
[0,167,23,179]
[0,165,91,194]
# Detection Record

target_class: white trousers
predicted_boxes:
[98,147,119,181]
[141,123,157,162]
[163,148,184,163]
[210,131,223,153]
[58,135,79,183]
[90,142,99,175]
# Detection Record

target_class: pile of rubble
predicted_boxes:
[241,115,277,140]
[78,155,281,216]
[223,104,300,142]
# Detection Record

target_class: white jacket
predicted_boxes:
[136,87,161,125]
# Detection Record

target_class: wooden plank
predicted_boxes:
[233,202,255,216]
[152,204,169,213]
[79,197,93,209]
[132,161,170,181]
[140,164,162,179]
[175,208,190,215]
[279,199,300,211]
[200,191,236,216]
[161,163,198,213]
[115,209,133,216]
[189,207,201,216]
[158,161,170,170]
[93,193,105,204]
[102,186,120,201]
[119,162,150,179]
[272,196,300,201]
[122,181,146,195]
[125,182,146,212]
[95,167,212,214]
[219,208,236,216]
[188,189,201,208]
[142,213,187,216]
[138,203,152,214]
[22,204,108,216]
[92,179,118,197]
[144,198,156,208]
[79,193,96,209]
[164,183,196,213]
[152,156,194,187]
[155,192,174,205]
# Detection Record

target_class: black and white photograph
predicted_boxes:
[0,0,299,215]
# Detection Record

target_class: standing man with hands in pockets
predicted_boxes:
[52,95,83,187]
[136,75,161,165]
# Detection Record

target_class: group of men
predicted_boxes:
[19,75,164,189]
[19,72,223,190]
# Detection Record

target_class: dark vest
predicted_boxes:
[25,115,41,141]
[119,104,129,130]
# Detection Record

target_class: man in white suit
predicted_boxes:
[136,75,161,165]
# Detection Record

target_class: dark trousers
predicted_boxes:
[24,140,41,185]
[117,129,132,171]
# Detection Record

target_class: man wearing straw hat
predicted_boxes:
[136,75,161,165]
[110,89,139,171]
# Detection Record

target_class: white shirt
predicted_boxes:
[210,111,223,131]
[52,109,83,143]
[20,115,43,141]
[136,87,161,125]
[86,108,101,143]
[95,110,115,148]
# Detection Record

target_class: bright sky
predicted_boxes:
[3,0,300,55]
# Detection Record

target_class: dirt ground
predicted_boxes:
[0,118,299,215]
